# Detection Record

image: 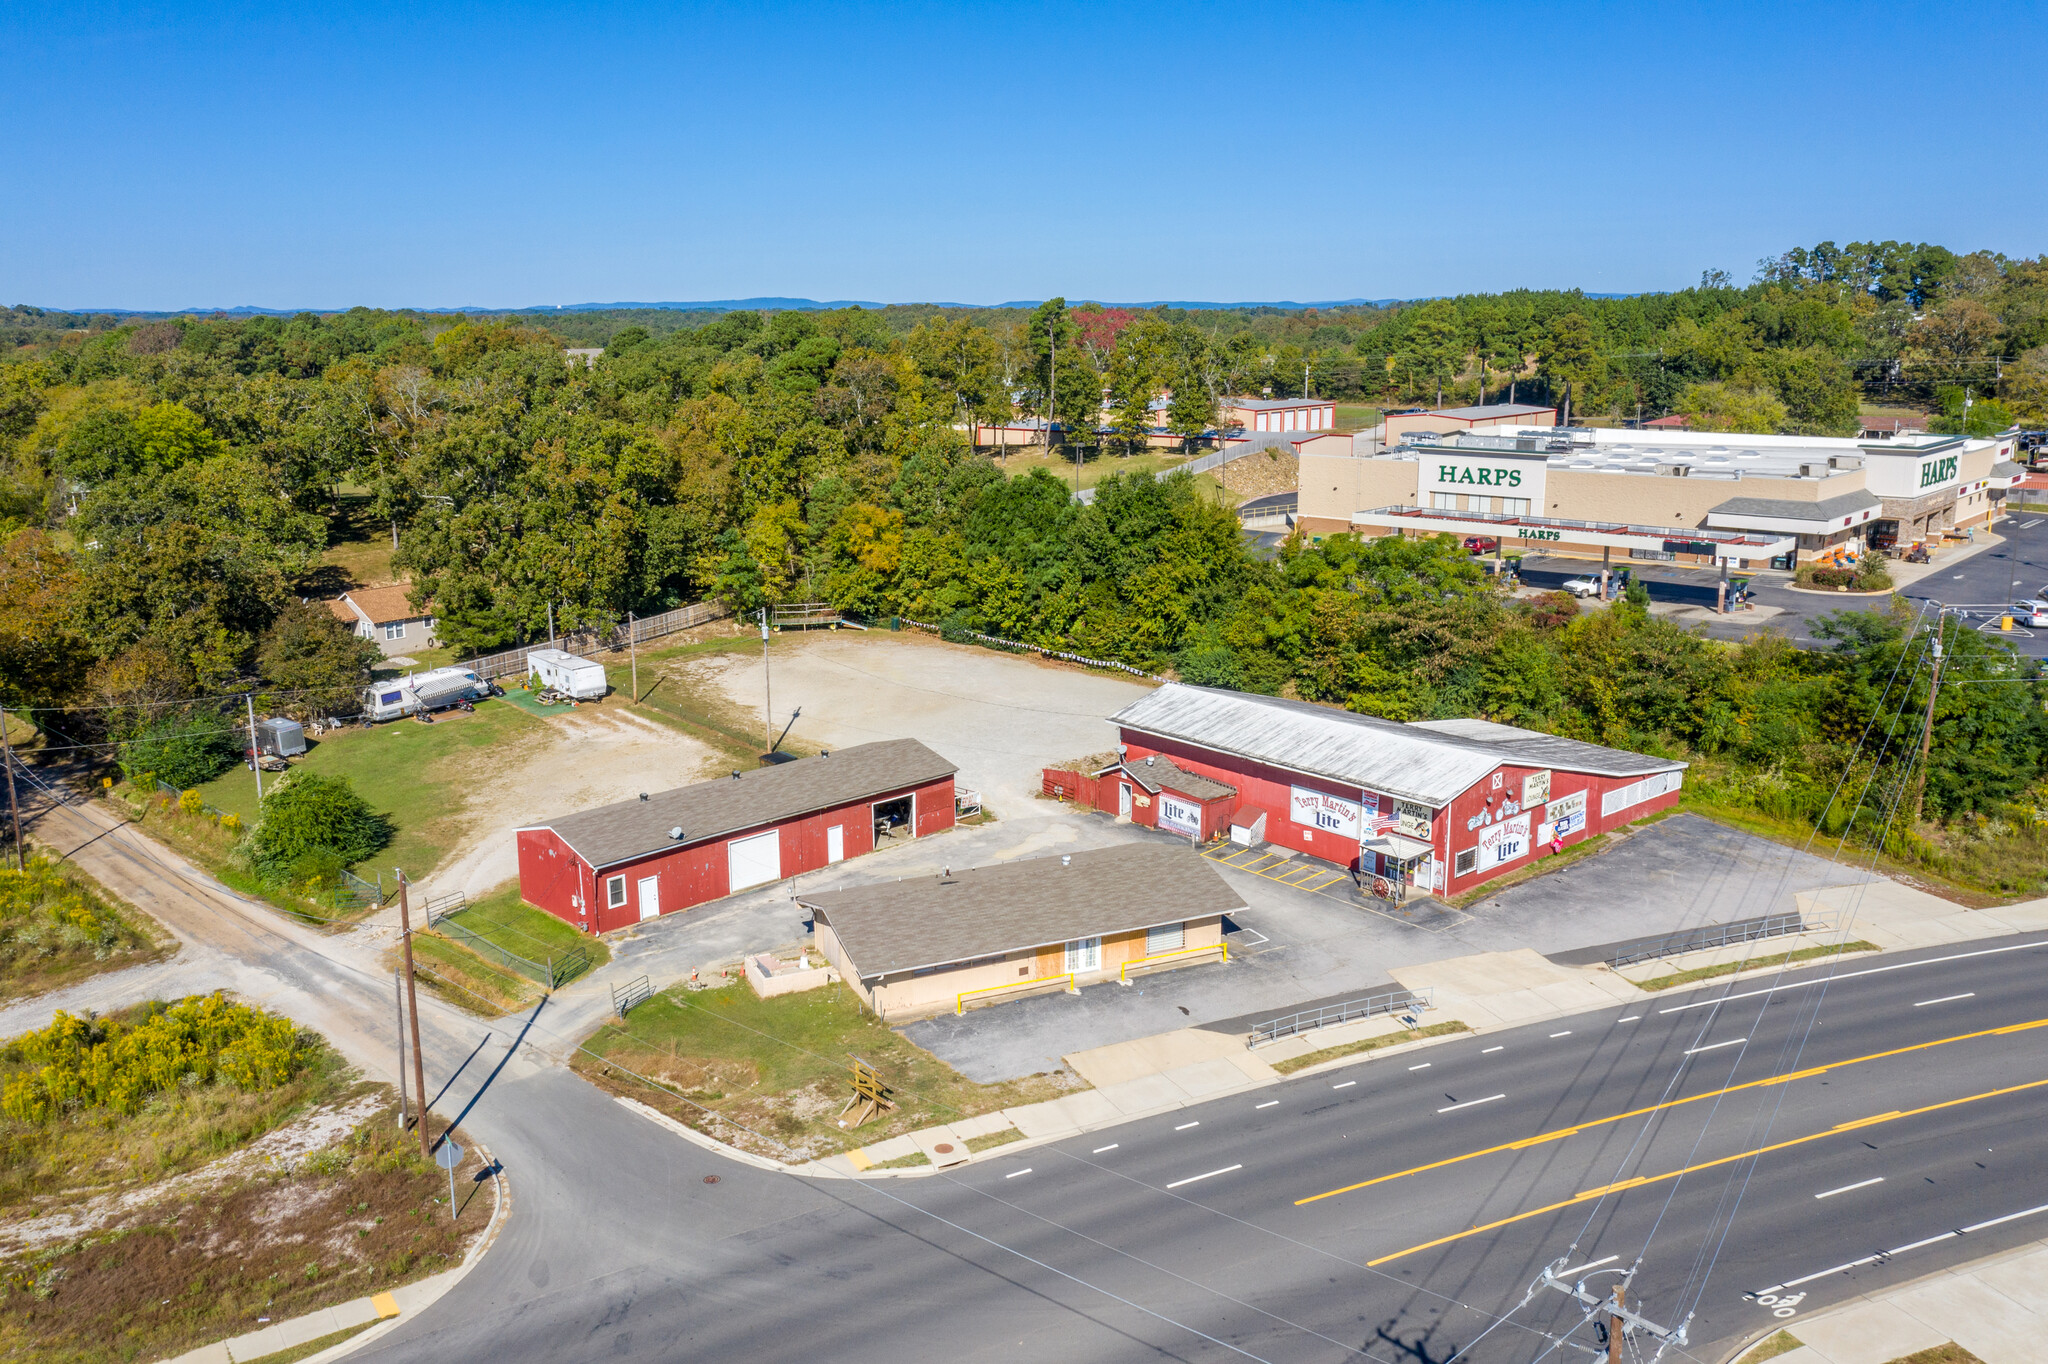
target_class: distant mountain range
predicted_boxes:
[53,292,1642,317]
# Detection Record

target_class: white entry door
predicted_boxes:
[636,875,660,921]
[727,830,782,893]
[1119,783,1132,817]
[1065,937,1101,974]
[826,825,845,863]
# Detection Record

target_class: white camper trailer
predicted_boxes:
[362,667,491,723]
[525,648,608,700]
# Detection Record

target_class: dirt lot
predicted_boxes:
[424,702,720,900]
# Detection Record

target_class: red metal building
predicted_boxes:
[516,738,957,934]
[1096,685,1685,896]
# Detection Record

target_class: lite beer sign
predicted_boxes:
[1290,786,1361,839]
[1920,455,1959,488]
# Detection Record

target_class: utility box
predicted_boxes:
[526,647,609,700]
[254,717,306,757]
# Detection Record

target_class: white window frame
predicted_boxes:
[1431,492,1456,511]
[606,875,627,909]
[1065,937,1101,973]
[383,621,405,640]
[1454,848,1477,877]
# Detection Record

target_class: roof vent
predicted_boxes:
[1061,855,1071,867]
[1146,755,1156,765]
[668,826,684,840]
[639,793,649,802]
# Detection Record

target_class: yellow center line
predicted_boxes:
[1294,1016,2048,1207]
[1363,1075,2048,1266]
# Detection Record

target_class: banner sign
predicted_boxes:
[1291,786,1361,839]
[1159,794,1202,835]
[1478,813,1531,870]
[1396,799,1433,838]
[1522,770,1552,806]
[1546,790,1587,838]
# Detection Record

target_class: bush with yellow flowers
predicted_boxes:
[0,856,145,979]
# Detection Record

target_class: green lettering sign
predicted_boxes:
[1919,455,1958,488]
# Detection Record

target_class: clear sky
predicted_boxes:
[6,1,2045,311]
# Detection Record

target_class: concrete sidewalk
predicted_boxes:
[1732,1234,2048,1364]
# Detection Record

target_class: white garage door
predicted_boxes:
[727,831,782,893]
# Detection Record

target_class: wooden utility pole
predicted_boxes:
[1607,1284,1625,1364]
[245,692,264,802]
[0,705,22,872]
[394,966,409,1130]
[760,607,772,755]
[397,872,431,1158]
[1914,627,1944,824]
[628,612,639,703]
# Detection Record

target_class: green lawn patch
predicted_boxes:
[1634,941,1881,992]
[1,853,173,1003]
[864,1150,931,1170]
[401,933,543,1017]
[1886,1346,1988,1364]
[1270,1021,1472,1075]
[441,882,607,982]
[965,1128,1023,1154]
[193,699,542,882]
[573,980,1083,1163]
[1738,1331,1803,1364]
[239,1321,376,1364]
[1334,404,1382,432]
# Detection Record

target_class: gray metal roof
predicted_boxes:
[1425,403,1556,420]
[802,844,1244,979]
[1994,460,2025,478]
[1707,492,1882,524]
[1112,685,1683,807]
[524,738,955,869]
[1121,754,1237,802]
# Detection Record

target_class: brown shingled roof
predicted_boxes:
[326,584,432,626]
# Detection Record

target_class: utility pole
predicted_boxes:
[547,602,556,645]
[0,705,22,872]
[397,871,430,1158]
[1914,627,1944,824]
[245,693,263,802]
[760,607,772,756]
[394,966,409,1131]
[1608,1283,1625,1364]
[628,611,639,703]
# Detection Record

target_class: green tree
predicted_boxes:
[1537,313,1603,418]
[256,602,383,716]
[249,773,393,881]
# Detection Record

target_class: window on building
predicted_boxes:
[1470,496,1492,514]
[383,621,405,640]
[1454,848,1477,876]
[606,875,626,909]
[1501,498,1531,516]
[1432,493,1456,511]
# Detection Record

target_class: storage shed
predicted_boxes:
[803,844,1242,1021]
[1101,684,1686,896]
[516,738,958,933]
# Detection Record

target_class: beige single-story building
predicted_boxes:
[327,584,438,657]
[1379,402,1556,448]
[802,843,1241,1022]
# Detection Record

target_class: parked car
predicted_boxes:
[2011,600,2048,627]
[1560,577,1602,598]
[1463,535,1500,553]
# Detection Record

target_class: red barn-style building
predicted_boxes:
[516,739,957,934]
[1095,685,1685,896]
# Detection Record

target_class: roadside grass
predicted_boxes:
[190,698,542,882]
[1,851,174,1003]
[443,881,609,980]
[0,1092,487,1364]
[865,1150,930,1170]
[572,979,1084,1162]
[240,1322,375,1364]
[1633,941,1881,993]
[396,933,543,1017]
[1738,1330,1803,1363]
[104,785,372,928]
[1885,1347,1988,1364]
[965,1128,1023,1153]
[1269,1021,1473,1076]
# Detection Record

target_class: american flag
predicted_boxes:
[1364,812,1400,835]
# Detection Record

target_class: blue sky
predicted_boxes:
[5,1,2045,310]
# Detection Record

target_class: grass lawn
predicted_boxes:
[400,932,543,1016]
[316,494,398,589]
[443,881,608,981]
[1738,1331,1803,1363]
[193,699,543,883]
[1270,1021,1472,1076]
[573,979,1083,1163]
[1634,941,1880,992]
[1334,404,1381,432]
[241,1322,375,1364]
[1,853,175,1004]
[106,785,370,926]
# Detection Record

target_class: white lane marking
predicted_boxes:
[1006,1168,1032,1178]
[1409,1063,1432,1070]
[1333,1081,1356,1090]
[1255,1100,1279,1110]
[1755,1201,2048,1293]
[1092,1144,1118,1154]
[1165,1163,1242,1190]
[1685,1037,1748,1055]
[1550,1031,1573,1038]
[1482,1046,1504,1054]
[1617,1016,1641,1023]
[1438,1094,1507,1114]
[1815,1177,1884,1199]
[1659,939,2048,1014]
[1561,1253,1620,1276]
[1175,1121,1200,1130]
[1913,993,1975,1007]
[2022,519,2044,529]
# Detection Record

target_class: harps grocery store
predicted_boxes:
[1297,424,2023,567]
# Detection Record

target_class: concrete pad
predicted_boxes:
[1893,1271,2047,1364]
[1221,1049,1279,1082]
[1790,1299,1947,1364]
[1159,1057,1255,1099]
[856,1134,919,1164]
[948,1111,1017,1140]
[390,1267,462,1313]
[162,1344,233,1364]
[1003,1099,1085,1139]
[1392,948,1586,994]
[1095,1073,1189,1115]
[1973,1244,2048,1317]
[1064,1027,1248,1087]
[1759,1348,1829,1364]
[907,1126,971,1166]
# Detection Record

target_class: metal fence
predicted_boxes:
[1604,912,1826,969]
[1248,986,1434,1047]
[897,617,1167,682]
[611,974,653,1018]
[426,896,589,989]
[150,779,385,911]
[461,600,731,683]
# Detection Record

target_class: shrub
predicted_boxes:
[116,715,240,789]
[249,773,391,882]
[0,857,135,966]
[178,788,203,816]
[1854,556,1893,591]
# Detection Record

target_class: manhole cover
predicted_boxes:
[702,1175,720,1184]
[933,1142,955,1153]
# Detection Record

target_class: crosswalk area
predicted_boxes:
[1202,841,1352,893]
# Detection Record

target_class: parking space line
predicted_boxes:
[1166,1164,1242,1190]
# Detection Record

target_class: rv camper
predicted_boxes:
[362,667,491,723]
[525,648,608,700]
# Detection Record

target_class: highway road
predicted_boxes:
[354,931,2048,1364]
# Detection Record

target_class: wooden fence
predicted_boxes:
[461,601,731,682]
